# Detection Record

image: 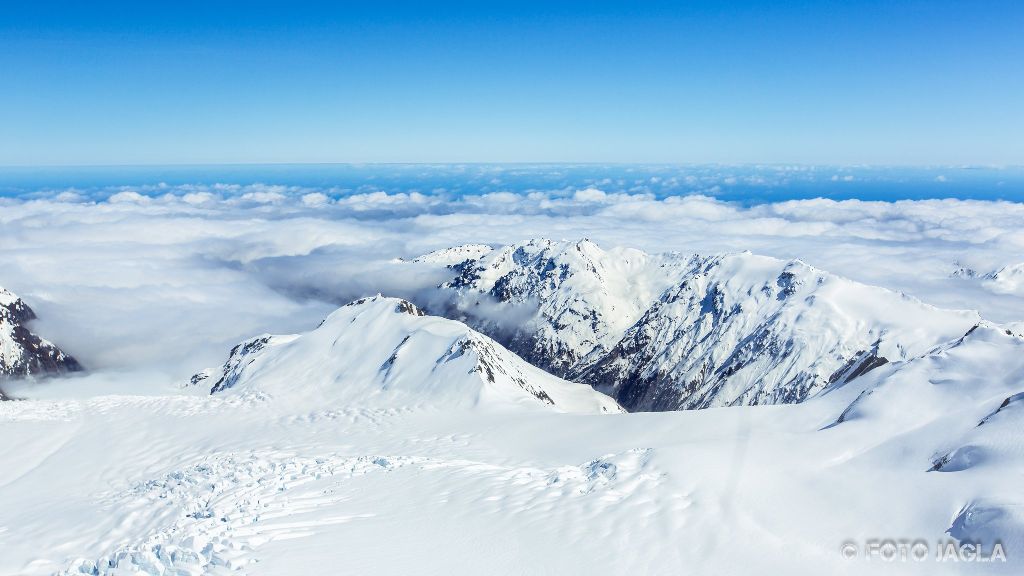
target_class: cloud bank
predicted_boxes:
[2,184,1023,389]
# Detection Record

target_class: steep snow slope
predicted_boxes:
[0,286,82,391]
[190,295,622,414]
[578,252,980,410]
[412,240,980,411]
[435,238,687,375]
[818,322,1024,552]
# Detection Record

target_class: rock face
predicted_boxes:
[1,287,82,396]
[405,239,981,411]
[191,296,623,414]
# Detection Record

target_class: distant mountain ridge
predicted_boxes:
[402,239,981,411]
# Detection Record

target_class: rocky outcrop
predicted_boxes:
[1,287,82,396]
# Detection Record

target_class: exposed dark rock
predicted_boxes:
[1,287,83,384]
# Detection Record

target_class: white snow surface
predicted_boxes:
[1,319,1022,574]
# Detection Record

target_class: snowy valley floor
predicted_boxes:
[1,378,1019,575]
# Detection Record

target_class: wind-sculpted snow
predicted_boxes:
[411,239,979,411]
[0,286,82,393]
[191,295,623,414]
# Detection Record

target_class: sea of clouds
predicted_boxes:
[2,183,1023,392]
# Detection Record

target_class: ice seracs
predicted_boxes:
[0,286,82,397]
[191,295,622,414]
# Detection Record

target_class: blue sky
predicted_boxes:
[2,1,1022,166]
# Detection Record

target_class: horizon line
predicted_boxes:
[1,161,1022,170]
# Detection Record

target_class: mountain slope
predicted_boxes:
[1,286,82,395]
[191,295,622,414]
[577,252,980,410]
[818,322,1024,546]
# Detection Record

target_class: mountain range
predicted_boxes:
[403,239,981,411]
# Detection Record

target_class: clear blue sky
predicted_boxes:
[2,1,1022,165]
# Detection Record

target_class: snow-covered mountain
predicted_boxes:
[434,238,686,376]
[577,252,980,410]
[190,295,622,414]
[407,240,980,411]
[0,286,82,397]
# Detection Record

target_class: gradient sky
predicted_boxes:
[2,1,1022,166]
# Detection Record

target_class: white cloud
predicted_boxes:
[301,192,331,206]
[107,190,151,204]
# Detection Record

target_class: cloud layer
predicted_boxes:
[2,184,1023,388]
